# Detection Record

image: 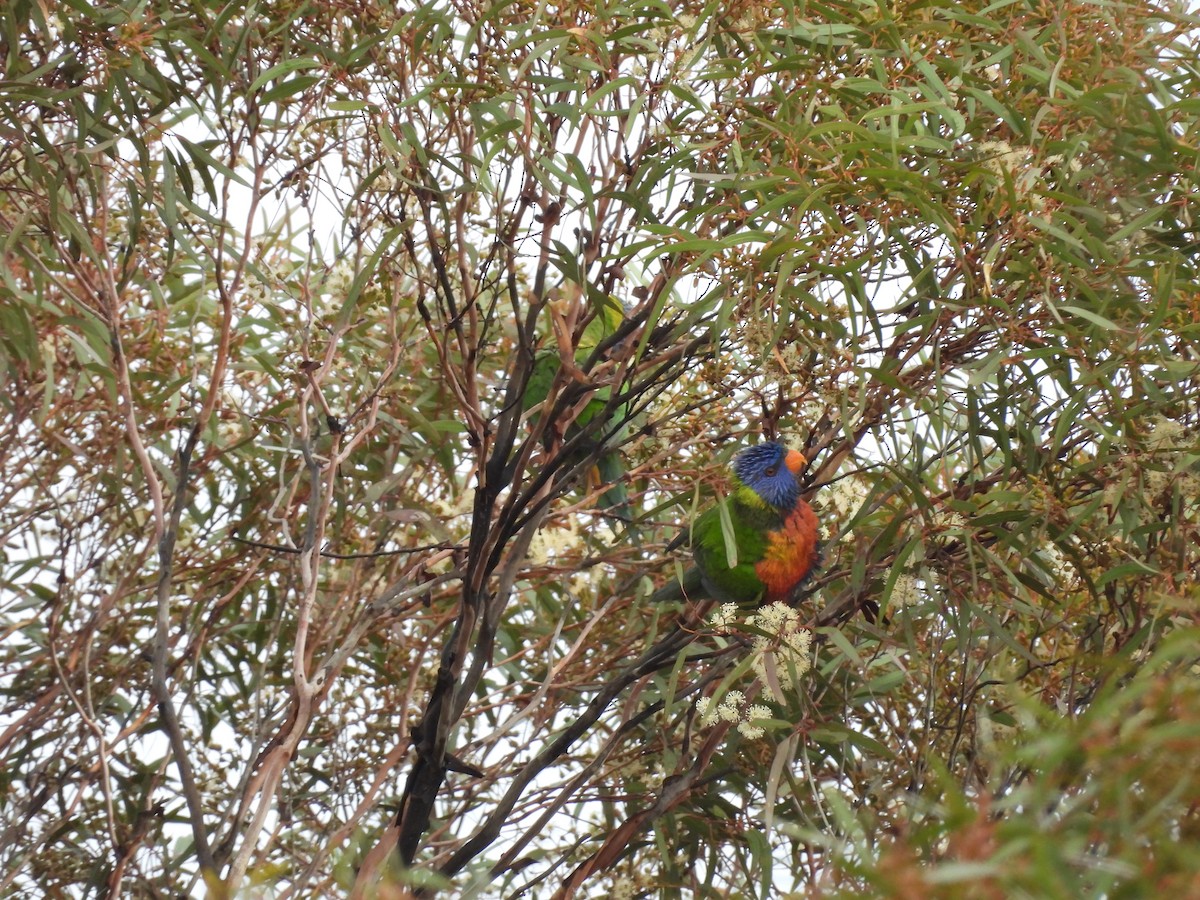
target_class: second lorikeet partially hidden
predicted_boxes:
[650,442,821,606]
[523,296,633,519]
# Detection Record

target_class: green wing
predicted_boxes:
[689,501,770,604]
[578,293,625,354]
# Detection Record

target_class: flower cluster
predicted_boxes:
[747,602,814,693]
[322,260,355,299]
[1103,415,1200,527]
[695,691,775,741]
[610,869,658,900]
[428,486,475,545]
[818,476,868,542]
[928,507,970,542]
[526,514,582,564]
[1029,543,1081,590]
[975,140,1079,210]
[890,573,923,608]
[709,601,740,633]
[698,603,814,739]
[611,875,636,900]
[707,601,815,698]
[1143,415,1185,452]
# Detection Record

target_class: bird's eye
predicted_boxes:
[764,465,778,477]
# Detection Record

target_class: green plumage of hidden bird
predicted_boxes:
[650,442,821,606]
[523,296,632,519]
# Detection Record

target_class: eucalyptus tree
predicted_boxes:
[2,0,1199,896]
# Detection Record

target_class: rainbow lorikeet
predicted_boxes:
[523,296,633,518]
[650,442,821,606]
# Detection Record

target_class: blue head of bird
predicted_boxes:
[732,442,807,510]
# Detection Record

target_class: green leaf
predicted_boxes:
[717,495,738,570]
[247,58,324,94]
[1060,304,1120,331]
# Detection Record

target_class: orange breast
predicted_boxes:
[755,501,821,600]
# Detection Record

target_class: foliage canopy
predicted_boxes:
[2,0,1199,896]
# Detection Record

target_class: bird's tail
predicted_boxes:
[647,566,705,604]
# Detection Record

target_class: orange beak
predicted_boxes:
[784,449,807,474]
